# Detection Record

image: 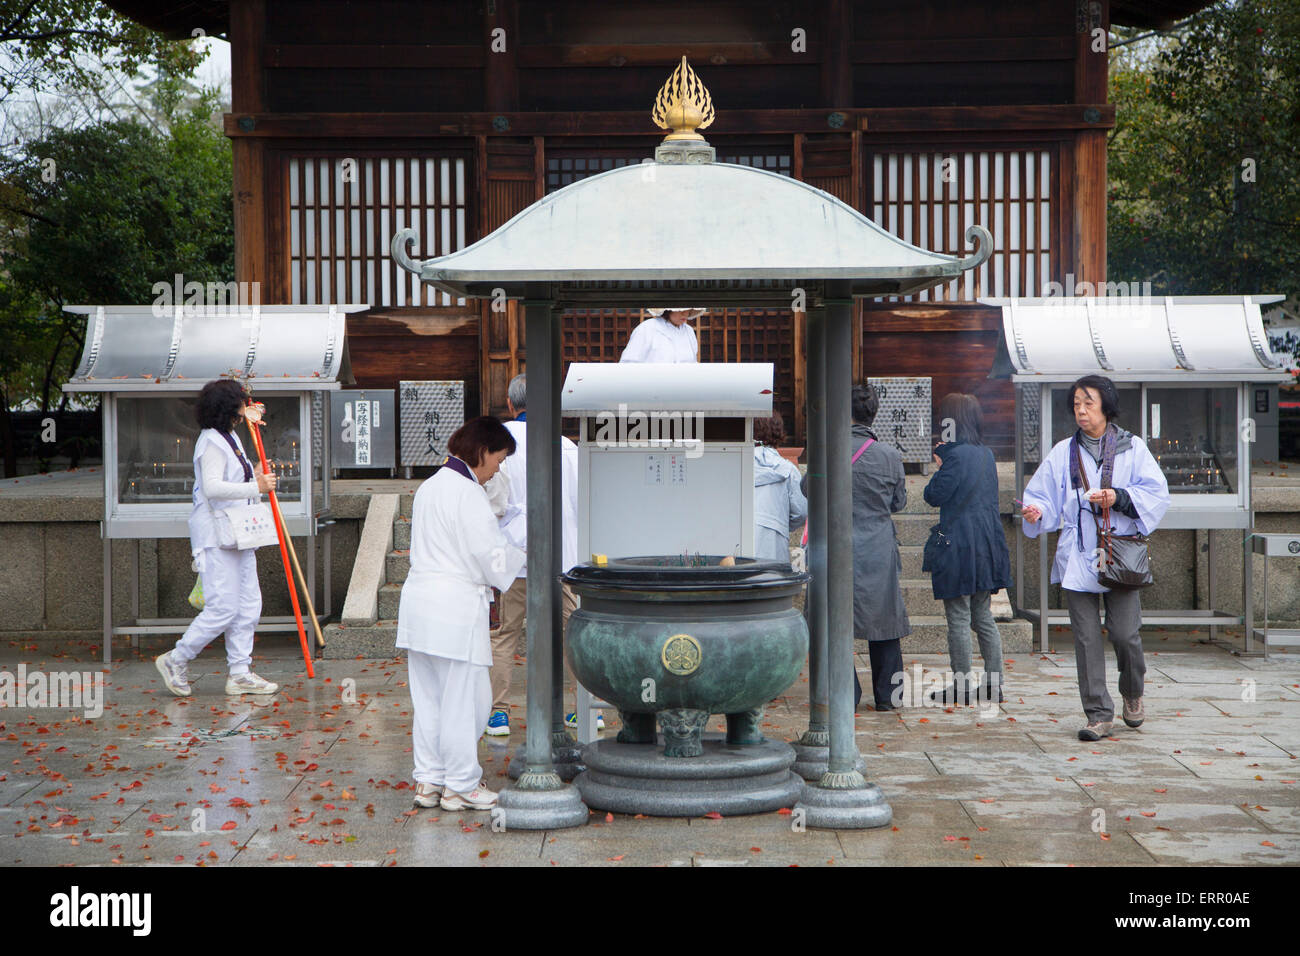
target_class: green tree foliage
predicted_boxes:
[0,0,206,105]
[1108,0,1300,294]
[0,94,233,474]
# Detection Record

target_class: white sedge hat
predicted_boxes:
[646,307,707,319]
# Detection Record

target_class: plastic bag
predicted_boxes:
[188,575,205,610]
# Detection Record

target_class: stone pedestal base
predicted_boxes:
[575,737,803,817]
[495,782,589,830]
[794,780,893,829]
[789,741,867,782]
[506,743,585,782]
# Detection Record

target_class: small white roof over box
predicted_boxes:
[62,304,366,391]
[981,294,1289,382]
[561,363,774,416]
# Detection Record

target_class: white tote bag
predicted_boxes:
[217,502,280,550]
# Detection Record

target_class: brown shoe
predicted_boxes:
[1122,697,1145,728]
[1078,720,1113,741]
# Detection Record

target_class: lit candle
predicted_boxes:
[292,441,298,462]
[175,438,182,462]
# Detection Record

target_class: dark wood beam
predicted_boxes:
[821,0,851,108]
[484,0,519,111]
[230,0,264,113]
[229,0,265,288]
[225,104,1114,138]
[850,36,1074,63]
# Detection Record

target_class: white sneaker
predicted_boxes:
[413,782,444,808]
[155,651,192,697]
[439,781,498,811]
[225,672,280,695]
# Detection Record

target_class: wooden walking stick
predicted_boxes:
[242,404,316,677]
[244,403,327,650]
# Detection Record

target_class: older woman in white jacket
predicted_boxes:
[1021,375,1169,742]
[399,416,526,812]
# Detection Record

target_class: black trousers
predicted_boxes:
[866,638,903,710]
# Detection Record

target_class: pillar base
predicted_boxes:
[495,782,589,830]
[789,741,866,782]
[794,778,893,830]
[507,743,585,782]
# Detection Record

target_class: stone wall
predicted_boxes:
[0,503,363,640]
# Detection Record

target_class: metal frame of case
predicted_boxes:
[62,304,363,663]
[983,295,1290,652]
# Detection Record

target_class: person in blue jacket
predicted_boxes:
[752,413,807,564]
[923,393,1011,704]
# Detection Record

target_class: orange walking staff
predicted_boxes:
[245,403,327,651]
[243,403,316,678]
[250,415,328,650]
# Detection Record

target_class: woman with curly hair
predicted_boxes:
[156,379,280,698]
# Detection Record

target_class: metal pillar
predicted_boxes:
[795,283,891,828]
[497,284,588,829]
[791,307,836,780]
[102,534,112,665]
[547,303,583,771]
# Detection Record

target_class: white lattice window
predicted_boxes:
[870,149,1054,302]
[288,155,467,307]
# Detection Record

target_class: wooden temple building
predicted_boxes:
[107,0,1213,456]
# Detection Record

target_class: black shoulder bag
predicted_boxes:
[1077,439,1153,590]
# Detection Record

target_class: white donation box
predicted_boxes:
[561,362,774,560]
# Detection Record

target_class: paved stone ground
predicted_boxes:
[1,631,1297,867]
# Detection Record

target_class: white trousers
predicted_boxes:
[173,547,261,675]
[407,650,491,794]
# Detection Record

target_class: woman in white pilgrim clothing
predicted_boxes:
[156,379,280,697]
[400,416,526,812]
[619,307,704,363]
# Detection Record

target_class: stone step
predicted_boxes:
[393,515,411,550]
[378,582,403,619]
[900,577,944,617]
[399,493,415,518]
[386,550,410,584]
[321,620,401,659]
[899,615,1034,654]
[892,513,935,547]
[899,545,925,578]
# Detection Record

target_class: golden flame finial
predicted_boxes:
[652,56,715,142]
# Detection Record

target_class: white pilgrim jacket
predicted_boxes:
[619,316,698,363]
[187,427,262,556]
[498,418,579,577]
[1021,429,1170,593]
[396,466,526,663]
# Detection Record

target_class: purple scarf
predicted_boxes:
[440,455,477,483]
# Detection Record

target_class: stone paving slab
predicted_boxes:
[3,635,1298,867]
[1131,830,1300,865]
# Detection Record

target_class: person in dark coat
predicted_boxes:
[922,393,1011,704]
[805,384,910,711]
